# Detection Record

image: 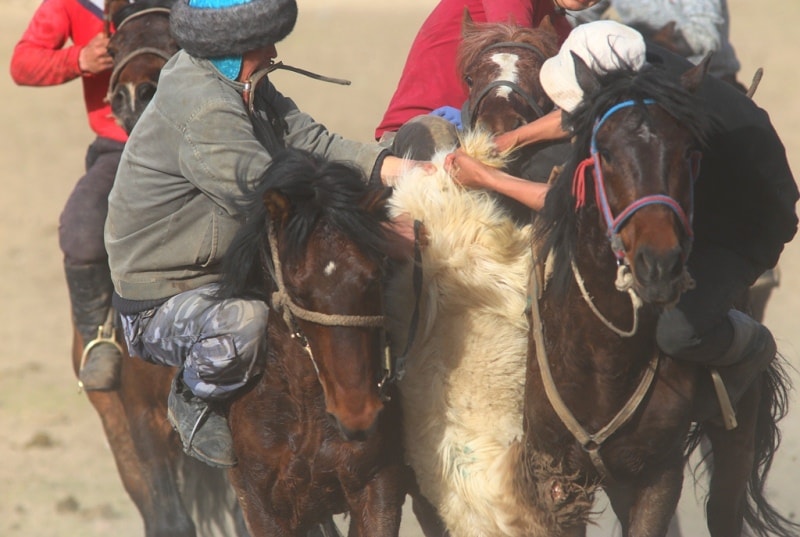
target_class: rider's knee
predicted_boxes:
[656,307,700,359]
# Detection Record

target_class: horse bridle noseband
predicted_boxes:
[105,7,175,104]
[464,41,551,128]
[263,225,398,401]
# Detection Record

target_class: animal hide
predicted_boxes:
[385,132,554,536]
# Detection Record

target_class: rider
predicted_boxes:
[568,0,745,90]
[10,0,127,392]
[374,0,604,145]
[105,0,422,469]
[445,20,798,414]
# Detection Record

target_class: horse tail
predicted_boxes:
[744,354,798,537]
[179,455,250,536]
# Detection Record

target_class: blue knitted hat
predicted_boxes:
[171,0,297,61]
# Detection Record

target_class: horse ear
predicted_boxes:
[461,7,475,37]
[680,52,711,93]
[572,51,601,98]
[263,190,291,228]
[538,15,557,38]
[105,0,131,23]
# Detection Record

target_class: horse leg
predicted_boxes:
[344,466,406,537]
[607,462,683,537]
[703,381,760,537]
[75,333,198,537]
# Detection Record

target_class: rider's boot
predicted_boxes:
[167,372,236,468]
[694,310,777,424]
[65,262,123,391]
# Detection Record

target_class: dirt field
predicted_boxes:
[0,1,798,536]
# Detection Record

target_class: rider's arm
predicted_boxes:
[10,0,83,86]
[493,108,570,153]
[445,149,550,211]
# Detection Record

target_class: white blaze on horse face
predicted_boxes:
[637,123,657,143]
[324,261,337,277]
[490,52,519,100]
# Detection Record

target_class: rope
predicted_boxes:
[571,261,642,338]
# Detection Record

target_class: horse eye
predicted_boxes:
[136,83,157,102]
[464,76,473,88]
[598,148,612,164]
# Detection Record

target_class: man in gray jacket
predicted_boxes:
[105,0,418,468]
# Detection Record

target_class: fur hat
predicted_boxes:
[539,20,646,113]
[170,0,298,59]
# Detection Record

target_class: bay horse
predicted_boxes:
[521,54,796,536]
[216,148,407,536]
[457,15,568,223]
[105,0,179,133]
[71,2,244,536]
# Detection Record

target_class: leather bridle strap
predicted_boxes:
[529,256,659,480]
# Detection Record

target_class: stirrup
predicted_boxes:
[78,307,124,392]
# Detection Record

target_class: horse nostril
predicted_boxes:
[634,246,684,283]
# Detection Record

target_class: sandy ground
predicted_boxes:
[0,1,798,536]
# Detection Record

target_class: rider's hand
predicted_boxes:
[444,149,493,190]
[430,106,463,130]
[79,33,113,75]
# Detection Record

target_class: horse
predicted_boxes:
[520,54,797,536]
[71,2,244,536]
[456,15,567,223]
[216,148,408,536]
[105,0,179,133]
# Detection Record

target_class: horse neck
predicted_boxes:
[543,210,660,371]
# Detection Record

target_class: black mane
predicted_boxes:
[217,149,392,301]
[533,63,713,295]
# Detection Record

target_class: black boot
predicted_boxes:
[167,372,236,468]
[65,262,123,391]
[694,310,776,425]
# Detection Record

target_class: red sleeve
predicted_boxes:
[10,0,83,86]
[482,0,535,25]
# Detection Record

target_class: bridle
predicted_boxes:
[571,99,700,262]
[463,41,552,128]
[105,7,175,104]
[263,225,398,402]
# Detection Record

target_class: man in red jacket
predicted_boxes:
[11,0,129,391]
[375,0,599,143]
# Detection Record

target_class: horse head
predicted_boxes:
[258,151,394,440]
[458,13,560,134]
[106,0,179,133]
[561,54,711,306]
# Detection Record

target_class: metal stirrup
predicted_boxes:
[77,307,124,392]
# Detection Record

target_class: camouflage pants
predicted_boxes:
[119,284,269,400]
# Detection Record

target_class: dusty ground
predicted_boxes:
[0,1,798,536]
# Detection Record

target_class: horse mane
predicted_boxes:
[112,0,175,27]
[457,21,560,80]
[533,63,714,296]
[216,149,392,301]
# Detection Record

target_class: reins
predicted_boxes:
[264,224,402,400]
[243,61,350,112]
[464,41,551,128]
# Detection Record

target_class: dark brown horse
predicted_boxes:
[457,16,568,223]
[72,2,244,536]
[521,54,796,536]
[105,0,179,133]
[217,149,407,536]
